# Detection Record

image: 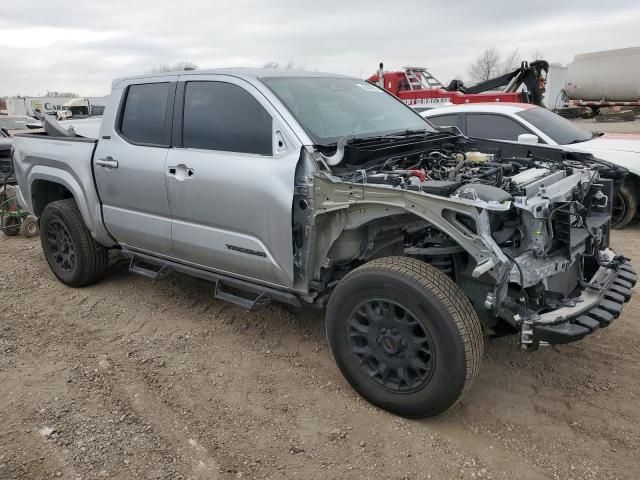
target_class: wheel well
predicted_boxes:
[624,172,640,190]
[31,180,73,217]
[327,214,469,276]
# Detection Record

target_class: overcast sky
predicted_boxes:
[1,0,639,96]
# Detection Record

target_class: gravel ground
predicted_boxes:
[1,225,639,480]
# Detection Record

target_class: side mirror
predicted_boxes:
[518,133,539,144]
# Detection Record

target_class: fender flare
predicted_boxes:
[27,166,116,247]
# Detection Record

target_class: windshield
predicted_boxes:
[516,107,594,145]
[260,77,435,145]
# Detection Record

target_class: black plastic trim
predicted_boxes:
[532,261,635,345]
[14,133,97,143]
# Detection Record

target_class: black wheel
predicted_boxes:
[20,216,39,238]
[612,183,637,229]
[40,199,109,287]
[326,256,484,418]
[1,215,20,236]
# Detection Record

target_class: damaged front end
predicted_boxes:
[293,130,634,349]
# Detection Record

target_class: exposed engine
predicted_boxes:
[313,132,627,347]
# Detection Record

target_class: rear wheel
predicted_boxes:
[612,183,637,229]
[326,256,484,418]
[40,199,109,287]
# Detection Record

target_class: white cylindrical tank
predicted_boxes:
[544,64,568,109]
[564,47,640,102]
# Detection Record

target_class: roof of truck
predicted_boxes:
[112,68,354,89]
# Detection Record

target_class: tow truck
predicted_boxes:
[368,61,549,108]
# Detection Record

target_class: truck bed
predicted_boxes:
[12,133,115,246]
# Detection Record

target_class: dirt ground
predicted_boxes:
[1,224,639,480]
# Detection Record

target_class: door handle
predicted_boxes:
[96,157,119,169]
[168,165,194,179]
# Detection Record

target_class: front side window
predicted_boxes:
[428,114,461,129]
[261,77,434,146]
[182,81,273,155]
[466,113,530,141]
[120,82,170,145]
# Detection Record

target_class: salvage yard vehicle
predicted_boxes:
[421,103,640,228]
[12,69,636,418]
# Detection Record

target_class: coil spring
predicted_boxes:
[424,255,454,277]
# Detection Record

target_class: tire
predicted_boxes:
[326,256,484,418]
[1,215,20,236]
[39,199,109,287]
[612,183,637,229]
[20,216,39,238]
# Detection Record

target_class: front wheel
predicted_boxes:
[40,199,109,287]
[612,183,637,229]
[326,257,484,418]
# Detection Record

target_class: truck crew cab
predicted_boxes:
[12,69,635,418]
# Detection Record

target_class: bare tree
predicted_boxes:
[262,61,280,69]
[150,61,198,73]
[501,48,520,73]
[467,47,501,82]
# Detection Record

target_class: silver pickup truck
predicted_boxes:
[13,69,635,418]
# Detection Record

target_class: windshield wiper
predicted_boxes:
[320,128,436,147]
[383,128,432,137]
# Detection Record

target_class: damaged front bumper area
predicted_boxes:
[522,253,636,347]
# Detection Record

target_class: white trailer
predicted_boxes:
[565,47,640,112]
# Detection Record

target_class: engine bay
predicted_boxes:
[309,131,628,334]
[327,131,617,203]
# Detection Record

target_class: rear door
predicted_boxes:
[465,113,533,141]
[94,78,176,255]
[164,75,301,288]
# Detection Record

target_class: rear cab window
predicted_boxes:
[119,82,171,146]
[182,81,273,155]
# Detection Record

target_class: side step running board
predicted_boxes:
[214,281,272,311]
[124,251,301,310]
[129,257,170,280]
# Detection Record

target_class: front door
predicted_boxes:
[164,76,300,288]
[94,78,176,255]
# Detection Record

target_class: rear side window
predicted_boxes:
[182,82,272,155]
[120,82,170,145]
[427,114,460,129]
[466,113,529,141]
